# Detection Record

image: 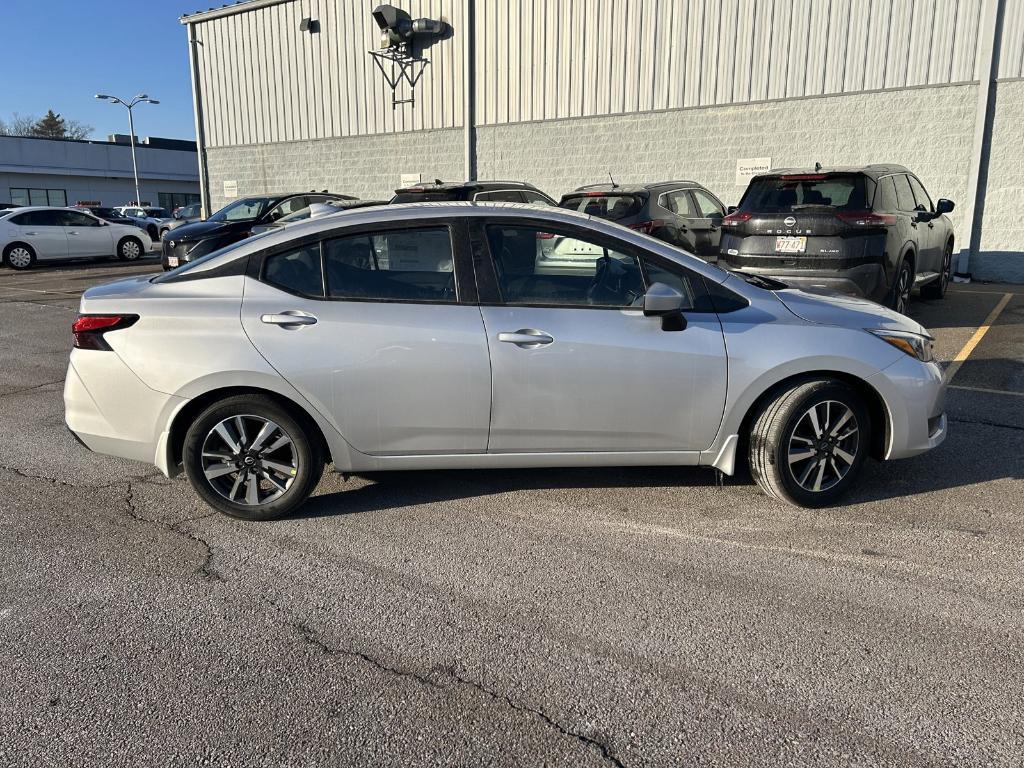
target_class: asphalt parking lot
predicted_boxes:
[0,257,1022,767]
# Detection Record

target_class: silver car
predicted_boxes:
[64,203,946,519]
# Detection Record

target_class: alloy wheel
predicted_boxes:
[941,248,952,293]
[786,400,860,493]
[8,247,32,269]
[200,415,298,506]
[895,265,911,314]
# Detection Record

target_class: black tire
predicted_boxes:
[886,258,913,314]
[117,236,144,261]
[183,394,324,520]
[3,243,36,270]
[920,242,952,300]
[749,380,871,508]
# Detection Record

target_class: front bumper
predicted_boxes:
[868,354,947,460]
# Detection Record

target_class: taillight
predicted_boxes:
[628,219,665,234]
[72,314,138,351]
[835,211,897,227]
[721,211,753,227]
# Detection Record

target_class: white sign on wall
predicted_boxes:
[400,173,422,188]
[223,180,238,199]
[735,157,772,186]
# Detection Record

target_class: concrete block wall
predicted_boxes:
[975,79,1024,283]
[204,128,464,212]
[477,83,978,242]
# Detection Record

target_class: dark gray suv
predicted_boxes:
[718,165,955,312]
[559,181,726,261]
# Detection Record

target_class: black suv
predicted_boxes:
[559,181,726,261]
[162,192,352,270]
[391,180,557,205]
[719,165,955,311]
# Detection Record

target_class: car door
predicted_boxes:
[60,210,114,257]
[240,220,492,455]
[688,188,726,258]
[7,210,68,260]
[658,190,699,252]
[907,175,941,273]
[475,218,728,452]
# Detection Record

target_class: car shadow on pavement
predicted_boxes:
[1,256,160,277]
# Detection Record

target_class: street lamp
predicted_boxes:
[95,93,160,207]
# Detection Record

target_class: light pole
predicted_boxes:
[95,93,159,206]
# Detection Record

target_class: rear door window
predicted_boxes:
[560,194,643,221]
[522,191,554,206]
[893,175,916,211]
[323,226,456,302]
[662,191,696,216]
[740,174,868,212]
[264,244,324,296]
[475,190,525,203]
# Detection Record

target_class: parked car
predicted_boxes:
[167,202,202,232]
[250,199,386,235]
[115,206,175,242]
[1,207,151,269]
[74,205,139,228]
[161,192,351,270]
[0,203,18,210]
[66,202,946,519]
[560,181,726,260]
[718,165,955,312]
[391,180,557,205]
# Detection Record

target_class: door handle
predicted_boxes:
[25,231,38,235]
[68,231,79,236]
[261,311,318,327]
[498,329,554,348]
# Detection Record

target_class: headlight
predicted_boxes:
[867,329,934,362]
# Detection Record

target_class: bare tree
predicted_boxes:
[0,111,93,140]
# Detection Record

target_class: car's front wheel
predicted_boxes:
[183,395,324,520]
[887,258,913,314]
[749,380,871,508]
[117,236,144,261]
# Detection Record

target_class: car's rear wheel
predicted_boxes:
[183,395,324,520]
[3,243,36,270]
[921,243,952,300]
[117,236,144,261]
[887,258,913,314]
[749,380,871,508]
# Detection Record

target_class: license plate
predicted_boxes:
[775,236,806,254]
[167,256,179,267]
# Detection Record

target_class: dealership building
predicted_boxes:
[181,0,1024,282]
[0,135,201,213]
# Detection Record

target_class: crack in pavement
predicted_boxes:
[950,416,1024,433]
[291,621,625,768]
[123,480,225,583]
[0,378,66,398]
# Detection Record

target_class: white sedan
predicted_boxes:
[1,207,152,270]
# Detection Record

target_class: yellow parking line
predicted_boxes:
[943,292,1014,384]
[948,384,1024,398]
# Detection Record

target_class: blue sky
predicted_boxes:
[3,0,203,140]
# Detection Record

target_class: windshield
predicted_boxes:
[739,174,868,213]
[208,197,272,222]
[560,194,643,221]
[151,236,263,283]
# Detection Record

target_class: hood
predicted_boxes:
[166,219,243,241]
[775,288,929,336]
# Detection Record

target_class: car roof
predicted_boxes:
[569,181,707,195]
[185,201,729,285]
[394,180,543,194]
[755,164,911,179]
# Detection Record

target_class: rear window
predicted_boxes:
[560,194,643,221]
[391,190,467,203]
[739,174,869,213]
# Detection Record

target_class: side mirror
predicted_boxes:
[935,198,954,215]
[726,205,738,214]
[643,282,688,331]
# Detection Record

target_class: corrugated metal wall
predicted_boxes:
[190,0,1004,148]
[193,0,464,148]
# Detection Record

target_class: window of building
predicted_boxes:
[10,188,66,207]
[158,192,202,213]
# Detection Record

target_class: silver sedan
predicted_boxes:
[64,203,946,519]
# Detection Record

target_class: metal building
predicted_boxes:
[181,0,1024,282]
